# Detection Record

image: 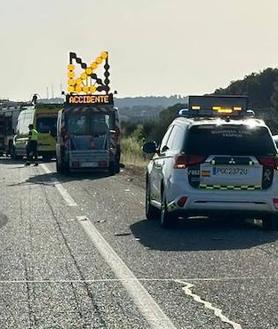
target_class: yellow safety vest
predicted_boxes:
[29,129,39,141]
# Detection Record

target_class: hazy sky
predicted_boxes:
[0,0,278,100]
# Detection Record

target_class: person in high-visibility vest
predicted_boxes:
[25,124,39,166]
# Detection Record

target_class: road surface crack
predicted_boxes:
[176,280,242,329]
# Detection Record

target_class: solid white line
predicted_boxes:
[40,164,77,207]
[176,280,242,329]
[0,276,274,284]
[78,216,177,329]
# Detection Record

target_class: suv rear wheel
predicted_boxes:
[262,215,278,231]
[160,190,177,228]
[145,178,158,220]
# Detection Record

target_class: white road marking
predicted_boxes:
[40,164,77,207]
[78,216,177,329]
[40,163,52,174]
[51,178,77,207]
[176,280,242,329]
[0,276,275,284]
[39,162,245,328]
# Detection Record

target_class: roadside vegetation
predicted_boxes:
[121,67,278,166]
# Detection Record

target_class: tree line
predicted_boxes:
[122,67,278,146]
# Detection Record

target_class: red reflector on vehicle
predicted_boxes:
[273,198,278,208]
[258,157,278,170]
[174,155,206,169]
[177,196,188,207]
[99,160,108,167]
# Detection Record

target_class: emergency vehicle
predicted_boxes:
[0,113,4,156]
[55,51,121,174]
[12,102,61,160]
[143,95,278,230]
[0,100,22,156]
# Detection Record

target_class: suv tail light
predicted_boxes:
[273,198,278,209]
[258,157,278,170]
[177,196,188,207]
[174,154,206,169]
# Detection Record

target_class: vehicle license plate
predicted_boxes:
[213,167,248,176]
[81,162,98,168]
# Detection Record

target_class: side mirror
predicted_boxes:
[178,108,190,117]
[142,141,157,154]
[160,145,169,153]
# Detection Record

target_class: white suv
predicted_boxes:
[143,98,278,230]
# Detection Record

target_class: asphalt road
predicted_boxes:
[0,157,278,329]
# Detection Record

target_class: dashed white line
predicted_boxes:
[50,178,77,207]
[176,280,242,329]
[40,164,176,329]
[78,216,177,329]
[39,163,244,329]
[40,164,77,207]
[40,163,52,174]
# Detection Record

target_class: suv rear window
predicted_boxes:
[186,124,276,156]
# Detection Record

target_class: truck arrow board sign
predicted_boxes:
[65,94,114,105]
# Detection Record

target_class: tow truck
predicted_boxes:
[56,51,121,174]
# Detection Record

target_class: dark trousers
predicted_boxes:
[26,141,38,162]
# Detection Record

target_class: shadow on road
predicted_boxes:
[8,170,111,187]
[0,157,25,166]
[1,157,113,185]
[0,212,8,229]
[130,218,278,251]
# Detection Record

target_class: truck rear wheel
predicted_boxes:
[109,161,117,175]
[57,156,69,175]
[56,159,61,173]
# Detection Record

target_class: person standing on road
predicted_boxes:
[25,124,39,166]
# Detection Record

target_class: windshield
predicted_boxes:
[67,112,110,135]
[36,117,57,133]
[66,112,110,150]
[186,125,276,156]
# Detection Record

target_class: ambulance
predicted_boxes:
[12,103,61,160]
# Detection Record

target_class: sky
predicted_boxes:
[0,0,278,101]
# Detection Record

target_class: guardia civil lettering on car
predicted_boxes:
[143,95,278,230]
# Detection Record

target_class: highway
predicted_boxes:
[0,158,278,329]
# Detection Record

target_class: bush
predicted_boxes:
[121,136,147,166]
[120,103,185,166]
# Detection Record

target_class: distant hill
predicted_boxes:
[213,67,278,131]
[114,95,186,108]
[114,95,187,122]
[37,95,188,122]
